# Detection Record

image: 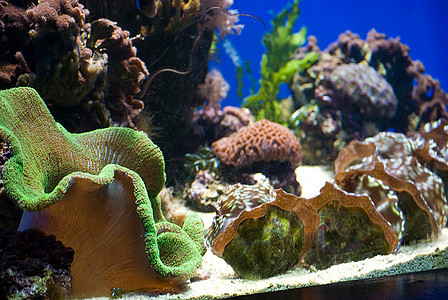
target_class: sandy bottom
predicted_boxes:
[90,166,448,300]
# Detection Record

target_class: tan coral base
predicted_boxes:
[88,166,448,299]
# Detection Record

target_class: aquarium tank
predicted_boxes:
[0,0,448,299]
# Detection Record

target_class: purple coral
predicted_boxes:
[317,63,398,119]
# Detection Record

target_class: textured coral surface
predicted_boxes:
[211,119,302,167]
[0,87,205,297]
[335,129,448,244]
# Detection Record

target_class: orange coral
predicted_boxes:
[211,119,302,167]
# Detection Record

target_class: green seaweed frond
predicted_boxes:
[242,0,318,125]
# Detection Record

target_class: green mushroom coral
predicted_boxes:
[0,87,205,297]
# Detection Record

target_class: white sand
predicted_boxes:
[90,166,448,300]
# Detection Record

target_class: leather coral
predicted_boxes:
[0,87,205,297]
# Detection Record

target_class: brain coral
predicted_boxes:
[211,119,302,167]
[325,63,398,119]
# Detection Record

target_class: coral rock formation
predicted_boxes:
[211,119,302,194]
[211,119,302,167]
[291,29,448,164]
[0,229,74,299]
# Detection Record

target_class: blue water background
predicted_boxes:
[213,0,448,108]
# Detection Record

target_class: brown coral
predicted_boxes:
[88,18,148,128]
[203,182,318,278]
[26,0,88,32]
[211,119,302,168]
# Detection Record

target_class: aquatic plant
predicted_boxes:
[0,87,205,297]
[242,0,319,124]
[205,121,448,275]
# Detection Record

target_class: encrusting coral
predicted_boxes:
[0,87,205,297]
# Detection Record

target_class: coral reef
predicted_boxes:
[316,63,398,119]
[0,0,151,132]
[211,119,302,194]
[0,87,205,297]
[197,68,229,118]
[87,18,148,128]
[1,0,243,184]
[184,169,228,212]
[335,130,448,244]
[191,106,254,147]
[0,229,74,300]
[291,29,448,164]
[205,121,448,275]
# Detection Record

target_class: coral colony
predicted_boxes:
[0,0,448,299]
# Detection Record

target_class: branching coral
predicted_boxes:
[87,18,149,128]
[0,87,205,297]
[197,68,229,117]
